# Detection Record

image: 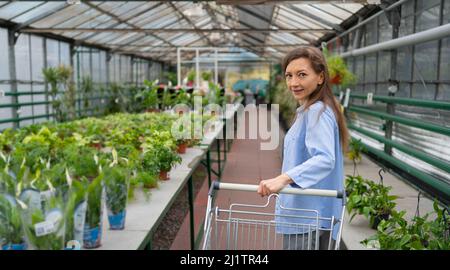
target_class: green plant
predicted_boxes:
[63,178,87,244]
[323,48,357,87]
[80,76,94,117]
[347,138,366,176]
[0,194,26,246]
[103,150,130,216]
[201,71,212,82]
[161,89,173,109]
[85,173,103,229]
[346,176,397,228]
[135,171,158,189]
[208,82,223,105]
[187,70,196,84]
[142,79,160,110]
[175,88,191,106]
[362,201,450,250]
[43,65,76,122]
[164,71,177,86]
[22,194,65,250]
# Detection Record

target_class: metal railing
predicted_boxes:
[341,92,450,200]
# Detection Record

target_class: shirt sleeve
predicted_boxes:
[285,106,336,189]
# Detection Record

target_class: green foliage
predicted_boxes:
[164,71,177,86]
[201,71,212,82]
[162,89,174,109]
[207,82,223,105]
[63,179,87,244]
[347,138,366,163]
[22,195,65,250]
[143,131,181,172]
[80,76,94,117]
[104,165,130,215]
[135,171,158,189]
[345,175,397,227]
[187,70,196,83]
[362,201,450,250]
[58,145,99,180]
[42,65,76,122]
[0,194,25,245]
[323,47,357,87]
[141,79,160,109]
[85,173,103,229]
[175,88,191,106]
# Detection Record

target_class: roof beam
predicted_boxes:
[20,27,332,34]
[80,1,176,48]
[286,4,344,32]
[167,2,214,46]
[13,2,70,32]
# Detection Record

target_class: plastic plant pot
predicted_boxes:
[83,225,102,249]
[107,210,126,230]
[1,242,27,250]
[159,170,169,181]
[177,143,187,154]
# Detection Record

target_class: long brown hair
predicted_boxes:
[282,46,349,151]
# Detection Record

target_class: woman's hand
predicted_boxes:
[257,174,293,196]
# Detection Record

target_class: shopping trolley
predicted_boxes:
[202,181,345,250]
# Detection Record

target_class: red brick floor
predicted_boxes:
[170,110,283,250]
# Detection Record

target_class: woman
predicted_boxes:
[257,46,349,250]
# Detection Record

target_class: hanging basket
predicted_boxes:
[330,74,342,85]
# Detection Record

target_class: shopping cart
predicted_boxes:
[202,181,345,250]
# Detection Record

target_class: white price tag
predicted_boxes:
[0,90,5,97]
[34,221,55,237]
[367,92,374,105]
[343,88,351,108]
[338,91,344,103]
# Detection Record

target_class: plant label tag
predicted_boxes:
[367,92,373,105]
[0,90,4,98]
[339,91,344,103]
[34,221,55,237]
[343,88,351,108]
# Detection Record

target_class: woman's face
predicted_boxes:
[285,58,324,103]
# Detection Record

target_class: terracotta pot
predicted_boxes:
[159,170,169,181]
[145,108,160,113]
[177,143,187,154]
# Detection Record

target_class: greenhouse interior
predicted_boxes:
[0,0,449,252]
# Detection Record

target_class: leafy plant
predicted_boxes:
[323,47,357,87]
[362,201,450,250]
[201,71,212,82]
[187,70,196,84]
[63,178,87,245]
[85,173,103,229]
[104,165,130,215]
[135,171,158,189]
[162,89,173,109]
[0,194,26,247]
[175,88,191,106]
[347,138,366,176]
[164,71,177,86]
[346,176,397,228]
[22,194,65,250]
[80,76,94,117]
[142,79,160,110]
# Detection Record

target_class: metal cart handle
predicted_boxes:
[209,181,344,198]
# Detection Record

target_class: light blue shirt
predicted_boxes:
[276,101,344,239]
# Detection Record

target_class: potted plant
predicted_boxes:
[21,193,66,250]
[186,70,196,87]
[324,49,357,87]
[347,138,366,176]
[143,79,160,112]
[162,89,173,110]
[83,173,103,248]
[0,194,27,250]
[141,151,160,186]
[164,71,177,86]
[103,149,130,230]
[135,171,158,190]
[346,177,397,229]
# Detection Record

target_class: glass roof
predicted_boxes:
[0,1,368,63]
